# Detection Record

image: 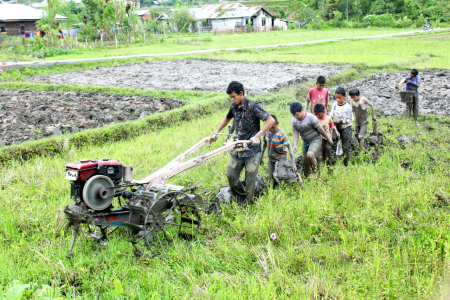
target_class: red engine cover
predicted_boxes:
[66,159,123,182]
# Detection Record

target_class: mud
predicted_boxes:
[332,70,450,116]
[0,90,181,146]
[31,60,349,95]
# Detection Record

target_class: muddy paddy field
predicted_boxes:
[31,60,349,94]
[1,60,449,146]
[0,90,180,146]
[336,70,450,116]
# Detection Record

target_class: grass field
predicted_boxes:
[0,30,449,299]
[1,28,413,61]
[1,102,449,298]
[195,31,450,70]
[1,30,447,83]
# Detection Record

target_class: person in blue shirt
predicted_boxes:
[396,69,420,123]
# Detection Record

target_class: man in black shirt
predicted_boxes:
[210,81,275,203]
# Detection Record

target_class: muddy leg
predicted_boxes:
[267,160,277,189]
[243,153,261,203]
[331,130,339,164]
[341,127,353,166]
[323,141,332,165]
[405,102,412,117]
[413,93,419,125]
[226,156,246,200]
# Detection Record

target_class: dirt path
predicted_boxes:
[1,29,446,69]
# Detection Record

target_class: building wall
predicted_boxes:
[0,21,38,36]
[252,10,272,31]
[210,18,244,31]
[273,19,289,30]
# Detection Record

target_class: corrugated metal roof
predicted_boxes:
[0,3,67,22]
[134,9,151,16]
[194,4,271,20]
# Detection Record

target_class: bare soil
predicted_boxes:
[0,90,180,146]
[31,60,349,95]
[333,70,450,116]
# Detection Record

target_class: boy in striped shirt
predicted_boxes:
[261,115,302,187]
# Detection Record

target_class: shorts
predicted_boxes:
[355,123,368,139]
[302,136,322,158]
[272,159,298,184]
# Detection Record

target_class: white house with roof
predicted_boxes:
[192,3,273,32]
[156,3,277,33]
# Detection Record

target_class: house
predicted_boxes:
[156,3,278,33]
[273,18,293,30]
[0,3,68,36]
[193,4,273,33]
[134,9,152,22]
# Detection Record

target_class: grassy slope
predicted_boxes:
[0,101,449,298]
[29,28,412,61]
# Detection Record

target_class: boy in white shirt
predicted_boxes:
[330,87,353,166]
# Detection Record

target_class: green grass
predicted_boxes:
[0,30,449,298]
[1,31,446,83]
[194,31,450,70]
[0,28,414,61]
[0,100,449,298]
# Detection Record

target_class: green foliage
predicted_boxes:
[172,8,197,33]
[37,0,63,46]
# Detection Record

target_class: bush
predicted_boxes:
[362,13,415,28]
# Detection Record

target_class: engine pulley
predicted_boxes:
[82,175,115,210]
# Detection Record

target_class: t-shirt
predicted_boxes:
[226,98,269,158]
[263,128,289,162]
[330,101,353,129]
[308,87,329,114]
[405,76,419,94]
[317,115,335,140]
[292,113,320,143]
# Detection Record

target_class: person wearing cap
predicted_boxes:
[290,102,333,178]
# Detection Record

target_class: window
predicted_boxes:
[20,25,25,34]
[262,18,266,27]
[0,26,5,33]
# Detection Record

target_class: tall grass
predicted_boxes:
[0,96,448,298]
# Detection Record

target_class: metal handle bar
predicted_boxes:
[139,136,254,185]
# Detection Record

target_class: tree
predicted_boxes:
[172,8,196,33]
[38,0,64,46]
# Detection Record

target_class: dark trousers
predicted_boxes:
[406,93,419,122]
[332,126,352,166]
[226,152,261,203]
[321,139,333,165]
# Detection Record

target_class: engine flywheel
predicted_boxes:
[82,175,115,210]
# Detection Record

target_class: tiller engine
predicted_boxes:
[64,130,252,258]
